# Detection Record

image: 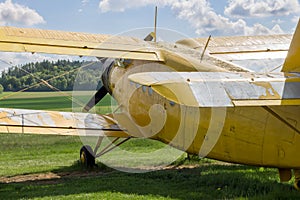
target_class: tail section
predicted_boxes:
[282,19,300,72]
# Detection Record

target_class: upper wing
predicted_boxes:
[0,26,280,73]
[176,34,291,61]
[0,108,128,137]
[129,72,300,107]
[0,26,163,61]
[0,25,296,73]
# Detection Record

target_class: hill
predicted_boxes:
[0,60,102,92]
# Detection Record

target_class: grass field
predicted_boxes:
[0,92,300,199]
[0,91,113,113]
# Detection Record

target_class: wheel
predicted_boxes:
[80,145,95,168]
[294,169,300,190]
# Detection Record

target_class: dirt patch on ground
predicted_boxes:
[0,162,235,184]
[0,171,107,184]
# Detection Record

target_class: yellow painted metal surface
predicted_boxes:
[177,34,291,61]
[110,59,300,168]
[0,26,163,61]
[129,71,300,107]
[130,89,300,168]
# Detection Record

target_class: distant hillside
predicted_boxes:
[0,60,102,92]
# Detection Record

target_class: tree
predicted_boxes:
[0,84,3,94]
[0,60,100,91]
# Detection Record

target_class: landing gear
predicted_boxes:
[80,145,95,168]
[294,169,300,190]
[79,136,132,168]
[278,168,292,182]
[278,168,300,190]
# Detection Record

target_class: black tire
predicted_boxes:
[80,145,95,168]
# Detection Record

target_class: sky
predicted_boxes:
[0,0,299,70]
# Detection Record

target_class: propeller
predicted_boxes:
[83,29,156,112]
[83,86,108,112]
[82,58,113,112]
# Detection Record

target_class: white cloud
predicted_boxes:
[98,0,287,36]
[99,0,175,12]
[171,0,238,35]
[245,23,284,35]
[225,0,300,18]
[79,0,91,13]
[0,0,45,26]
[170,0,284,35]
[272,19,284,24]
[81,0,90,5]
[292,16,300,23]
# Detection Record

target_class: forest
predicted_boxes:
[0,60,102,92]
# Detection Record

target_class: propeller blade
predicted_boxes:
[83,86,108,112]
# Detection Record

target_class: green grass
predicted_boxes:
[0,133,82,177]
[0,91,74,111]
[0,92,300,199]
[0,136,300,200]
[0,91,113,112]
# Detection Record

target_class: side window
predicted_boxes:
[148,87,153,96]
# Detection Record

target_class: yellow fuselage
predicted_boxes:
[109,60,300,168]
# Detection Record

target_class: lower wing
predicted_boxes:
[0,108,128,137]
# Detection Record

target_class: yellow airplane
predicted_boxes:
[0,13,300,189]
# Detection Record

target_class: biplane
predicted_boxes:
[0,11,300,189]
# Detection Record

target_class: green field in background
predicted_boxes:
[0,91,112,113]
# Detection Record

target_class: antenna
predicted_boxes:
[143,6,158,42]
[154,6,157,42]
[200,35,211,62]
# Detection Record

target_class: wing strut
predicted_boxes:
[200,35,211,62]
